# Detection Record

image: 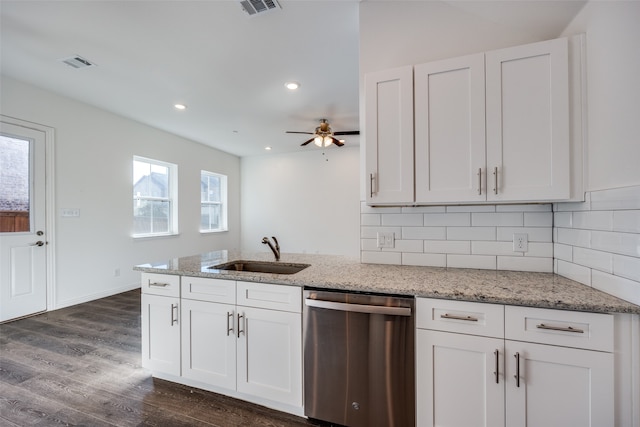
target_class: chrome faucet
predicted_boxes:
[262,236,280,261]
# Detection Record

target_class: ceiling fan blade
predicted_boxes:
[333,131,360,136]
[300,137,315,146]
[287,131,314,135]
[330,137,344,147]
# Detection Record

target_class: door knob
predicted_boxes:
[31,241,45,247]
[36,230,44,236]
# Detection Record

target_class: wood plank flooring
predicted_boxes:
[0,290,321,426]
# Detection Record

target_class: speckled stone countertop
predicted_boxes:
[134,250,640,314]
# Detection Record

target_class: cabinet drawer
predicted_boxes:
[505,306,613,352]
[417,298,504,338]
[237,281,301,313]
[182,277,236,304]
[141,273,180,297]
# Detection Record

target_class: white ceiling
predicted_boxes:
[0,0,361,157]
[0,1,586,157]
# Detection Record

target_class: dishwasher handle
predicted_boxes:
[305,298,412,316]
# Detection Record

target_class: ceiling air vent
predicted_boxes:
[60,55,96,69]
[239,0,281,16]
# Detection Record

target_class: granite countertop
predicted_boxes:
[134,250,640,314]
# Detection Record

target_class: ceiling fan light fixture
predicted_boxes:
[314,136,324,147]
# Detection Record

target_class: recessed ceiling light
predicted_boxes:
[265,146,272,151]
[284,82,300,90]
[174,104,187,110]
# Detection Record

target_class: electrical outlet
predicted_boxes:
[376,232,395,249]
[513,233,528,253]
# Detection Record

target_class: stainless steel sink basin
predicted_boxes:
[209,260,310,275]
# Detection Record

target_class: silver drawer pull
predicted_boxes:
[148,280,169,288]
[440,313,478,322]
[536,323,584,334]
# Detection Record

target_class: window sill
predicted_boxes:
[200,229,228,235]
[133,232,180,240]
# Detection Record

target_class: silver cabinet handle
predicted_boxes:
[305,298,411,316]
[514,352,520,387]
[494,349,500,384]
[171,303,178,326]
[536,323,584,334]
[237,313,245,338]
[478,168,482,195]
[227,311,234,336]
[440,313,478,322]
[148,280,169,288]
[493,166,498,195]
[369,173,375,198]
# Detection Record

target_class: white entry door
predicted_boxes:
[0,120,48,322]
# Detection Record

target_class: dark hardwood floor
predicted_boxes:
[0,289,320,426]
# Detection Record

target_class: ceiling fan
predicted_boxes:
[286,119,359,147]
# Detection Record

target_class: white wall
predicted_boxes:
[561,1,640,191]
[1,76,241,308]
[241,147,360,257]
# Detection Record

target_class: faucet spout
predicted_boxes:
[262,236,281,261]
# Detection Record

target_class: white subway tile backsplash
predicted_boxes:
[525,242,554,258]
[554,243,573,262]
[360,214,381,226]
[472,212,523,226]
[554,212,572,228]
[524,212,553,227]
[447,254,497,270]
[361,239,379,251]
[361,226,402,239]
[446,205,496,213]
[447,227,496,241]
[423,212,470,226]
[591,230,640,257]
[381,213,423,226]
[497,256,553,272]
[556,228,590,248]
[361,251,402,265]
[591,270,640,306]
[613,254,640,282]
[390,239,424,253]
[496,227,553,242]
[573,247,613,273]
[401,206,446,213]
[556,260,592,285]
[572,211,613,231]
[472,241,521,256]
[423,240,470,254]
[613,210,640,233]
[553,192,591,212]
[402,227,447,240]
[402,252,447,267]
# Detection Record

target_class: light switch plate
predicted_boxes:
[377,232,395,249]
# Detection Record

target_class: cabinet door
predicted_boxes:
[236,306,302,407]
[505,341,613,427]
[141,293,180,376]
[486,37,569,202]
[365,66,414,204]
[417,330,505,427]
[181,299,236,390]
[415,53,486,203]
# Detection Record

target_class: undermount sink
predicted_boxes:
[209,260,310,275]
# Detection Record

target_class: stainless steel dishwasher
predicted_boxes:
[303,289,415,427]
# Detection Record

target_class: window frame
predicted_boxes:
[200,170,228,233]
[132,156,178,238]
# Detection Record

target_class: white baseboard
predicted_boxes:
[54,283,141,311]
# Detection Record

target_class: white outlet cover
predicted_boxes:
[513,233,528,252]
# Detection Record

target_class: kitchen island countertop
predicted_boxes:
[134,250,640,314]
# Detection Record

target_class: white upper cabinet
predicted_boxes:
[365,36,582,206]
[415,53,486,203]
[365,65,414,204]
[485,37,570,201]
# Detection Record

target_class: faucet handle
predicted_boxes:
[272,236,279,247]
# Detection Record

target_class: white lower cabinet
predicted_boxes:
[180,277,303,409]
[141,273,181,376]
[417,298,614,427]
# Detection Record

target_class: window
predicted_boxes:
[200,170,227,232]
[133,156,178,237]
